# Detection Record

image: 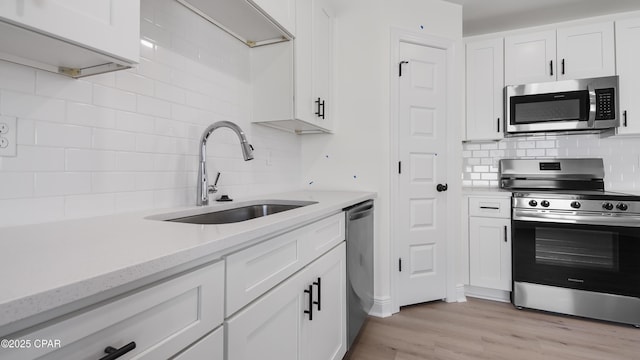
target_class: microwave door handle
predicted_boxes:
[587,84,596,128]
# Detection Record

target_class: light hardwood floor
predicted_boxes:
[346,298,640,360]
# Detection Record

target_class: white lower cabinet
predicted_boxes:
[173,327,223,360]
[227,242,346,360]
[3,261,225,360]
[469,217,511,291]
[467,196,512,293]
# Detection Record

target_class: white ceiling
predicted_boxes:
[444,0,640,36]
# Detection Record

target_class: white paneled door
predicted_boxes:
[397,42,448,307]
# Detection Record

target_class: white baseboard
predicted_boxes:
[465,285,511,303]
[369,296,394,318]
[456,284,467,303]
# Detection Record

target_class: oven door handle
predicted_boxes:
[513,208,640,227]
[587,84,597,128]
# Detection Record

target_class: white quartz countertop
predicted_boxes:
[0,190,375,331]
[462,187,512,197]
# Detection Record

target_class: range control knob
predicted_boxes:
[528,200,538,207]
[541,200,550,208]
[617,203,629,211]
[602,202,614,210]
[570,201,581,209]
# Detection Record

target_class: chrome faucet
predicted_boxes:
[197,121,254,206]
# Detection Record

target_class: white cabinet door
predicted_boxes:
[465,38,504,141]
[173,327,223,360]
[557,22,615,81]
[505,30,556,85]
[0,0,139,63]
[294,0,334,131]
[469,217,511,291]
[252,0,334,134]
[615,18,640,135]
[310,0,333,131]
[302,243,346,360]
[226,243,346,360]
[226,265,307,360]
[249,0,296,36]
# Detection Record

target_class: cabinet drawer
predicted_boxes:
[3,261,224,360]
[226,212,344,316]
[173,327,223,360]
[469,197,511,218]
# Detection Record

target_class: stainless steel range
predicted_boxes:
[500,158,640,327]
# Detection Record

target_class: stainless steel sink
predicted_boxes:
[157,200,317,225]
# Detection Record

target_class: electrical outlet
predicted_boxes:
[0,115,17,157]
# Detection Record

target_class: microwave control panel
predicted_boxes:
[595,88,616,120]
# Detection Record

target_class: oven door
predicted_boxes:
[512,217,640,298]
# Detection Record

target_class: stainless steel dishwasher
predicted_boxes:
[344,200,374,350]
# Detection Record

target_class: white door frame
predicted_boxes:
[389,28,463,314]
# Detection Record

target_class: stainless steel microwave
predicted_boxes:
[506,75,619,134]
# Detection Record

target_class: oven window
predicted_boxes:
[535,227,619,271]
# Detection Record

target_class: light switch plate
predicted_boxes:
[0,115,17,157]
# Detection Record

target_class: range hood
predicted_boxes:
[177,0,293,47]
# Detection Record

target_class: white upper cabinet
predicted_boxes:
[615,17,640,135]
[556,22,615,81]
[505,22,615,85]
[251,0,334,134]
[178,0,293,47]
[505,30,556,85]
[249,0,296,37]
[0,0,139,78]
[465,38,504,141]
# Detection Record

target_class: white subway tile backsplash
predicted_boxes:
[0,0,301,227]
[472,150,488,157]
[65,193,115,218]
[1,90,66,123]
[0,197,65,226]
[91,173,137,193]
[464,133,640,191]
[16,118,35,145]
[67,102,117,129]
[115,72,155,96]
[34,172,91,196]
[2,146,65,171]
[0,173,33,199]
[93,85,137,112]
[115,111,155,133]
[36,71,93,103]
[115,191,155,212]
[35,122,92,148]
[92,129,137,151]
[155,81,186,104]
[65,149,117,172]
[137,94,171,117]
[0,62,35,93]
[115,152,156,171]
[526,149,545,157]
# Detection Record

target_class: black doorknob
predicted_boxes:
[436,184,448,192]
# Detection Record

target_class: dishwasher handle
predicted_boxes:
[347,201,374,221]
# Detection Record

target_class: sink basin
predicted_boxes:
[157,200,317,224]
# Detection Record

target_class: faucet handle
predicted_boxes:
[208,172,221,194]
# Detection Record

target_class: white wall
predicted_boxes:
[0,0,301,227]
[301,0,463,315]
